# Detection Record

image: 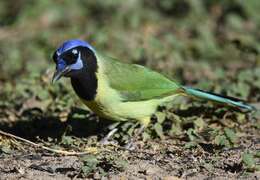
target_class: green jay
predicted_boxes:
[52,39,255,146]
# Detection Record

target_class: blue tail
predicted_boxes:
[183,87,255,112]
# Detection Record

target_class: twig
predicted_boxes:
[0,130,96,155]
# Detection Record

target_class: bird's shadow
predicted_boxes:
[0,103,238,142]
[0,107,114,141]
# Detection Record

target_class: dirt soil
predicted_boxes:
[0,126,259,179]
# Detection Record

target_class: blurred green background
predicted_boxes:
[0,0,259,136]
[0,0,259,79]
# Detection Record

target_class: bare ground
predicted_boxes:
[0,129,259,179]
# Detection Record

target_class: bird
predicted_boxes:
[52,39,255,146]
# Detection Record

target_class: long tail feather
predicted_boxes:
[183,87,255,112]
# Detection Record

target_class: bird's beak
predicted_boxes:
[52,66,71,84]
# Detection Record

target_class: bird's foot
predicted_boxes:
[124,139,136,150]
[100,139,118,146]
[99,128,118,145]
[124,124,145,150]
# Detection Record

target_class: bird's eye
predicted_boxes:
[62,50,78,64]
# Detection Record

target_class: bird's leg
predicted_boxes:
[124,124,146,150]
[100,122,120,145]
[124,116,150,150]
[100,128,118,145]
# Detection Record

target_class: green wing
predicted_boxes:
[97,52,181,102]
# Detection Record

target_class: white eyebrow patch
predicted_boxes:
[70,52,83,70]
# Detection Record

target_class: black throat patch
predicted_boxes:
[71,47,98,101]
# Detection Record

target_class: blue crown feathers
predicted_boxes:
[56,39,94,55]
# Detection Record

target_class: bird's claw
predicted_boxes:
[124,139,136,150]
[100,139,118,146]
[99,128,118,145]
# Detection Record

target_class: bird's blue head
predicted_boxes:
[52,39,96,83]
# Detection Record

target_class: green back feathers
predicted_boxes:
[96,52,181,102]
[94,52,255,112]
